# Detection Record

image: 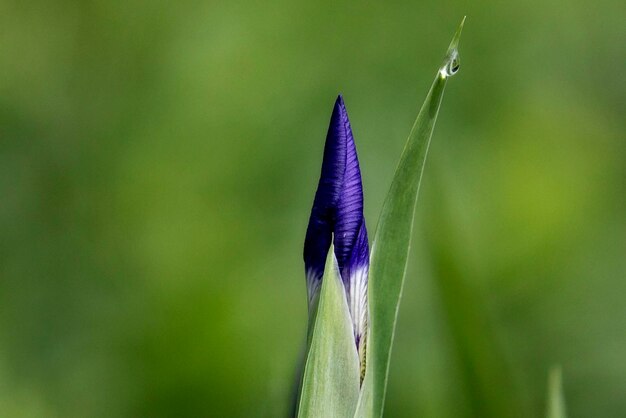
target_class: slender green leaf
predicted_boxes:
[297,243,361,418]
[546,366,567,418]
[355,18,465,418]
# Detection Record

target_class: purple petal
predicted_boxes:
[304,97,360,282]
[303,96,370,350]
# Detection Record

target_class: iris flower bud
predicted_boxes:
[304,95,370,368]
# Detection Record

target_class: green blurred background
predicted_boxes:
[1,0,624,417]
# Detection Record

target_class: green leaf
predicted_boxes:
[355,18,465,418]
[297,243,361,418]
[546,366,567,418]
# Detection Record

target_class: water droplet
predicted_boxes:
[440,49,460,78]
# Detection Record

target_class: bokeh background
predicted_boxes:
[1,0,624,417]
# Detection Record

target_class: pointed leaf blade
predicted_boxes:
[547,366,567,418]
[297,244,361,418]
[355,19,465,418]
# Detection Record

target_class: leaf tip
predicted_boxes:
[440,17,466,78]
[447,16,466,53]
[547,365,567,418]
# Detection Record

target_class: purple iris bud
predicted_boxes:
[304,95,370,353]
